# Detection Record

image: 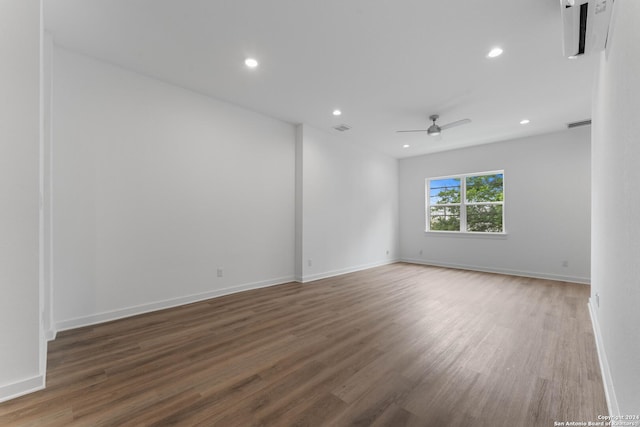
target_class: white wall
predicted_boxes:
[297,124,399,281]
[52,48,296,330]
[0,0,43,401]
[399,127,591,283]
[591,0,640,415]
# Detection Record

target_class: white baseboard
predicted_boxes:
[589,300,619,416]
[299,259,399,283]
[401,258,590,285]
[54,275,295,333]
[0,375,45,403]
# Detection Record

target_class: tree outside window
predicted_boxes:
[427,172,504,233]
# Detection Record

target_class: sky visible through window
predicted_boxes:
[430,174,504,205]
[428,173,504,233]
[429,178,461,205]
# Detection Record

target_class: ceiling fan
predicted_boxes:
[397,114,471,136]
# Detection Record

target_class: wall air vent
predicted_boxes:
[567,119,592,128]
[333,124,351,132]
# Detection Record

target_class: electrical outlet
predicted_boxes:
[562,260,569,268]
[307,259,312,267]
[386,249,390,255]
[595,293,600,308]
[217,268,223,278]
[419,249,423,255]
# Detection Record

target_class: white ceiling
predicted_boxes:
[44,0,598,159]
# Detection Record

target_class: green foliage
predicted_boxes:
[467,205,503,232]
[465,174,503,232]
[465,174,503,203]
[435,188,461,204]
[430,206,460,231]
[429,174,504,232]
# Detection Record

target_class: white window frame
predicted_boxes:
[426,170,505,235]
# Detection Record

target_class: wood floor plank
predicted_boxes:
[329,370,415,426]
[369,403,425,427]
[0,263,608,426]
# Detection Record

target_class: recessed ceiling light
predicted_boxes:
[244,58,258,68]
[520,119,530,125]
[487,47,503,58]
[403,144,410,148]
[333,109,342,116]
[568,55,578,60]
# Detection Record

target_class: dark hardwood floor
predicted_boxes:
[0,263,607,426]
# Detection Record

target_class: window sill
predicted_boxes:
[425,231,509,240]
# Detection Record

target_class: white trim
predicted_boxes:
[0,375,45,403]
[299,259,399,283]
[402,258,590,284]
[45,33,56,350]
[588,300,619,416]
[37,0,48,381]
[427,169,505,182]
[425,231,509,239]
[54,275,295,332]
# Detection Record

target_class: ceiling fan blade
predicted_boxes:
[439,118,471,131]
[396,129,429,133]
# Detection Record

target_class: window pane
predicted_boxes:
[430,178,461,205]
[466,205,503,232]
[430,206,460,231]
[465,174,503,203]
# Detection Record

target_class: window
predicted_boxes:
[427,171,504,233]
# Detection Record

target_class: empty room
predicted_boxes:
[1,0,639,426]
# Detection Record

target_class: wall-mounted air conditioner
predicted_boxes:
[561,0,614,57]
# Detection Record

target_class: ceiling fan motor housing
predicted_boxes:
[427,115,441,135]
